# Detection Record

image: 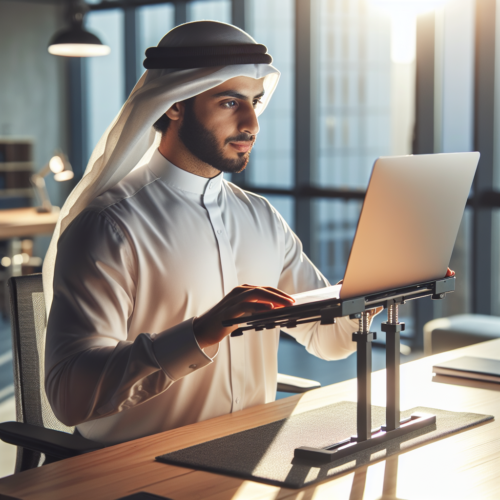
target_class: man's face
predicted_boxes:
[178,76,265,173]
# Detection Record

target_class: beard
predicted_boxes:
[178,100,254,174]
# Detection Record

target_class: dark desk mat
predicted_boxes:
[156,401,493,489]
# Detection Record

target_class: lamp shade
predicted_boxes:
[48,153,74,181]
[48,26,110,57]
[54,170,74,182]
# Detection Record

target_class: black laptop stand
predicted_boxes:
[223,276,455,464]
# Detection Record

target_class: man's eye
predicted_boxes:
[223,100,238,108]
[253,99,263,108]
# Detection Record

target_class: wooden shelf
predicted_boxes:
[0,162,33,172]
[0,188,34,198]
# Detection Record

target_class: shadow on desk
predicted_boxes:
[146,454,403,500]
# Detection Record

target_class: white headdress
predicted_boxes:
[42,21,280,312]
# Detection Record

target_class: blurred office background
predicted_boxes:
[0,0,498,476]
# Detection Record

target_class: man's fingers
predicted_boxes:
[223,287,294,310]
[226,301,275,318]
[239,284,294,301]
[446,267,456,277]
[259,286,295,301]
[236,287,294,307]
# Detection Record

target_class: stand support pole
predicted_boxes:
[383,305,404,432]
[355,311,373,442]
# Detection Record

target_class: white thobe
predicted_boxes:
[46,149,358,445]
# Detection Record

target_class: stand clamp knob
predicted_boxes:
[381,322,405,334]
[352,331,377,342]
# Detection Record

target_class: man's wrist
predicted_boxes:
[192,315,209,349]
[152,317,216,380]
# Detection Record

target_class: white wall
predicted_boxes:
[0,0,68,206]
[0,0,69,259]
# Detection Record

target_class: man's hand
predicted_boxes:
[446,267,455,277]
[193,285,295,349]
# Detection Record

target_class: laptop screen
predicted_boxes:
[339,152,478,299]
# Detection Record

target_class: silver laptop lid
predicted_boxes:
[339,152,479,299]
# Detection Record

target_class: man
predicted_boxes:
[45,21,383,445]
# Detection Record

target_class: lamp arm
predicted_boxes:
[30,173,53,213]
[37,163,52,178]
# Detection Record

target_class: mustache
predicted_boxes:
[224,133,256,146]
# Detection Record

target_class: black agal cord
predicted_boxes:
[143,44,273,69]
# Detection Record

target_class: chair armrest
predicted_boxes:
[0,421,105,460]
[277,373,321,393]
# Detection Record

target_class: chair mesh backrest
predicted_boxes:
[9,274,73,434]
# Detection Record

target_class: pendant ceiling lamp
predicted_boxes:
[48,1,110,57]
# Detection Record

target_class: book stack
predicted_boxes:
[0,139,34,203]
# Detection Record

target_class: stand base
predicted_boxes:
[294,412,436,464]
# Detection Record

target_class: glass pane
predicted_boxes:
[313,0,402,189]
[187,1,231,23]
[246,0,295,188]
[86,9,125,157]
[137,4,175,79]
[440,208,472,317]
[433,2,474,319]
[312,199,361,285]
[436,0,475,155]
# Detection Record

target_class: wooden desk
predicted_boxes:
[0,208,59,240]
[0,340,499,500]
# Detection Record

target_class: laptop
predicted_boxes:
[293,152,479,305]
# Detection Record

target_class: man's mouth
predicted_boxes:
[228,141,253,153]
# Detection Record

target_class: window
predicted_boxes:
[314,0,394,191]
[85,9,125,157]
[246,0,295,191]
[79,0,496,351]
[137,4,175,79]
[188,1,231,22]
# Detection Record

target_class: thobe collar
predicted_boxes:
[149,148,224,196]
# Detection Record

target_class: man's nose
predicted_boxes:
[239,104,260,137]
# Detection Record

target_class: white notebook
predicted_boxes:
[432,356,500,383]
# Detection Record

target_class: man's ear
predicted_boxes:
[166,102,184,121]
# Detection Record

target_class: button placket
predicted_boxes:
[203,187,244,413]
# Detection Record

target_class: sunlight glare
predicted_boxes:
[369,0,452,63]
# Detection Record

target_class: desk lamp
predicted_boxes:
[48,1,110,58]
[31,153,74,213]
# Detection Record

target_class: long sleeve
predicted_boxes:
[277,214,359,360]
[45,210,214,427]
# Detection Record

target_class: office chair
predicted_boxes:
[423,314,500,355]
[0,274,105,472]
[0,274,320,472]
